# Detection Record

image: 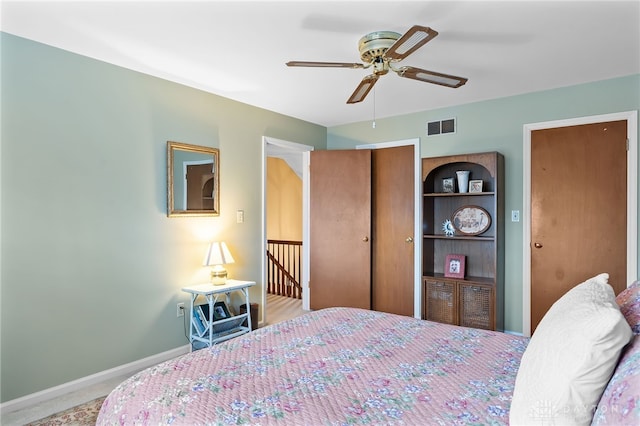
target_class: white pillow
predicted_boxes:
[510,273,632,425]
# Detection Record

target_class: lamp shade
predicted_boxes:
[203,242,235,266]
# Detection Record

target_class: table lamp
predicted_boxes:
[203,242,235,285]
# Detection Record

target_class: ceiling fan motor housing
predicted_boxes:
[358,31,401,63]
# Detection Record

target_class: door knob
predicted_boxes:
[362,236,369,242]
[534,242,543,248]
[406,237,414,243]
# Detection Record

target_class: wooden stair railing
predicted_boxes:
[266,239,302,299]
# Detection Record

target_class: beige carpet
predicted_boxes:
[266,292,305,325]
[26,397,105,426]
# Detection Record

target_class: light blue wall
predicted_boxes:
[2,30,638,402]
[327,74,640,333]
[0,33,327,402]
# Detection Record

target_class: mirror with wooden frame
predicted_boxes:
[167,141,219,217]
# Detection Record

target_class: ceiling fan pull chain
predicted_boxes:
[372,87,376,129]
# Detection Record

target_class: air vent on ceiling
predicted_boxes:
[426,118,456,136]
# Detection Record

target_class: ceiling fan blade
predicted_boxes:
[347,74,379,104]
[397,66,467,88]
[286,61,364,69]
[384,25,438,61]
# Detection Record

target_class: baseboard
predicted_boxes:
[0,344,190,415]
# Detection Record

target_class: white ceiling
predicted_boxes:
[2,1,639,127]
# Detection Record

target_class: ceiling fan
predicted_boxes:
[286,25,468,104]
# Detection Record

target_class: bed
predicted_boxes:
[97,275,640,425]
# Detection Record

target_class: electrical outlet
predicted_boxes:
[177,302,185,317]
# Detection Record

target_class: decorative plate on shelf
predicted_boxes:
[451,205,491,235]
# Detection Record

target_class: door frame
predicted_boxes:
[356,138,422,319]
[522,111,638,336]
[261,136,314,325]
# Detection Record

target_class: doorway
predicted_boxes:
[261,137,423,325]
[522,111,638,336]
[261,137,314,326]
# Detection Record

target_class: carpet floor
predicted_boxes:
[26,397,105,426]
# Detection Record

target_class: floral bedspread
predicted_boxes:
[97,307,528,425]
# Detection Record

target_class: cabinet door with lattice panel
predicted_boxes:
[424,279,457,325]
[459,283,494,330]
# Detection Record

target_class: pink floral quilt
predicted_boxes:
[97,307,528,425]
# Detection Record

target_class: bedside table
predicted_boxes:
[182,279,256,349]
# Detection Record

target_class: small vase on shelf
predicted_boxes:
[456,170,471,193]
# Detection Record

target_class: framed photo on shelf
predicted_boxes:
[444,254,466,279]
[213,301,231,321]
[442,177,455,193]
[469,180,483,193]
[200,301,232,323]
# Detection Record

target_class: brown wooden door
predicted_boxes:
[309,150,372,311]
[371,145,415,316]
[531,120,627,332]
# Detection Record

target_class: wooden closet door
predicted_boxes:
[530,120,627,332]
[371,145,415,316]
[309,150,372,311]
